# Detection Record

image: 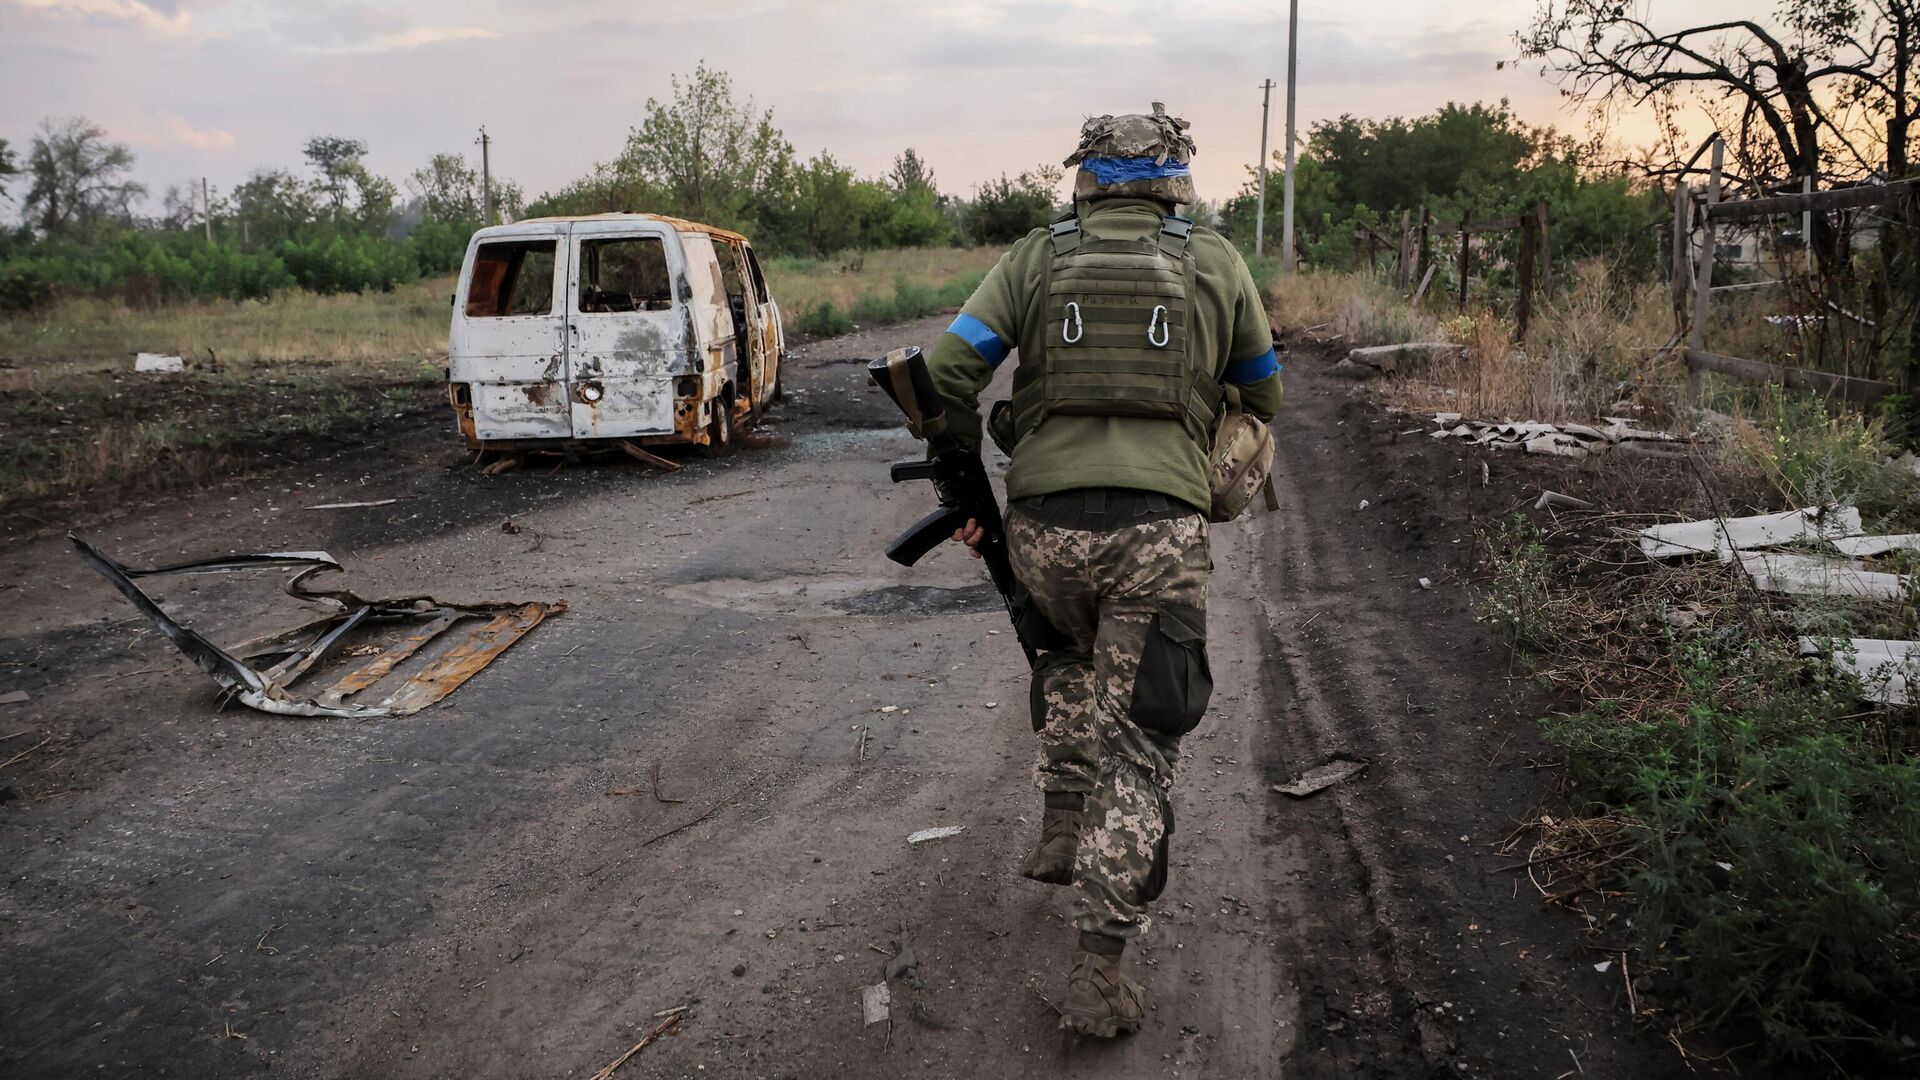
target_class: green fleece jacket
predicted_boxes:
[928,197,1282,513]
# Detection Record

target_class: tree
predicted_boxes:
[23,117,146,237]
[408,152,524,225]
[966,166,1063,245]
[1518,0,1919,268]
[611,62,794,227]
[0,138,18,203]
[889,148,938,195]
[231,168,319,246]
[303,135,369,216]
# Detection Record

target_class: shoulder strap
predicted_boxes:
[1157,215,1194,259]
[1048,212,1082,255]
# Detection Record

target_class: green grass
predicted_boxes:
[762,246,1001,336]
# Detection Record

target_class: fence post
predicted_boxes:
[1687,136,1725,405]
[1457,213,1471,313]
[1517,211,1537,342]
[1417,204,1429,292]
[1536,200,1551,294]
[1397,209,1411,289]
[1671,182,1690,324]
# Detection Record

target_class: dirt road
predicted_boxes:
[1,315,1696,1078]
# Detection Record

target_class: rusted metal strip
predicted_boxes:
[376,602,563,716]
[316,611,461,707]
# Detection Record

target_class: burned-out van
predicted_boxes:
[448,214,783,452]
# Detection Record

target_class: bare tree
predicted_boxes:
[1518,2,1916,199]
[24,117,146,236]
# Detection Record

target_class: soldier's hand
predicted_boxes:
[951,519,985,559]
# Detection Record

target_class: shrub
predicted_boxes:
[1551,638,1920,1064]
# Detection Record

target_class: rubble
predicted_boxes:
[1427,414,1691,459]
[1344,342,1464,375]
[133,353,184,373]
[1638,506,1863,562]
[69,533,564,719]
[906,825,965,845]
[1273,757,1368,798]
[1799,638,1920,705]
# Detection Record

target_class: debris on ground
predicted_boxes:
[305,497,407,511]
[860,982,891,1026]
[1342,342,1464,375]
[1637,506,1863,562]
[884,937,923,990]
[0,690,28,706]
[1799,638,1920,704]
[69,533,565,719]
[1737,552,1906,600]
[1427,414,1690,459]
[587,1012,682,1080]
[1533,490,1595,512]
[1273,757,1368,798]
[133,353,185,374]
[906,825,965,845]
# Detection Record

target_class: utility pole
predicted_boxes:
[1255,79,1274,257]
[202,177,213,243]
[476,126,494,227]
[1281,0,1300,273]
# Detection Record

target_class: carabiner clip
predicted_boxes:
[1147,305,1170,348]
[1062,301,1083,344]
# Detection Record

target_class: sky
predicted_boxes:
[0,0,1728,212]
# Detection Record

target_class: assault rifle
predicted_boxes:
[868,346,1059,667]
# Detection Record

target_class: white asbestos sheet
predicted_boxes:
[1639,507,1864,561]
[1829,534,1920,558]
[1738,552,1907,600]
[1798,637,1920,704]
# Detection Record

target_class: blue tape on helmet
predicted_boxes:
[1079,156,1193,185]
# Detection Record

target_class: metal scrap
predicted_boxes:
[906,825,965,845]
[69,532,564,719]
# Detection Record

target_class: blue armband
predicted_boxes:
[1225,348,1281,384]
[946,313,1010,369]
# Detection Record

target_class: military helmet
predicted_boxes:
[1063,102,1197,206]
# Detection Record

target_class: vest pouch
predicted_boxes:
[1127,602,1213,736]
[1209,405,1276,523]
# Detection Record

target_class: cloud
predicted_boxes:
[10,0,191,33]
[115,111,237,151]
[306,25,500,54]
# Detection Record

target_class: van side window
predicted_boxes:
[579,236,672,313]
[466,240,556,317]
[743,246,770,304]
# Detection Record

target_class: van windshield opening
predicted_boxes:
[580,236,672,313]
[465,240,557,318]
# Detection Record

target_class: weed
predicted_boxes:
[1552,637,1920,1065]
[1480,515,1556,651]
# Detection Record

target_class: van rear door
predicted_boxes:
[451,225,571,440]
[565,220,688,439]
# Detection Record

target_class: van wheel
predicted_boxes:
[701,398,734,456]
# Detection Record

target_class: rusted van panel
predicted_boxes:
[448,214,784,451]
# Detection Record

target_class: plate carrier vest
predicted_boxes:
[1009,211,1218,443]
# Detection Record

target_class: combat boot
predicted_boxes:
[1058,932,1144,1037]
[1019,792,1084,885]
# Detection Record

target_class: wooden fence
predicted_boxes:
[1359,203,1553,338]
[1676,134,1918,406]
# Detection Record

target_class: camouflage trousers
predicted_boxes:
[1006,494,1212,941]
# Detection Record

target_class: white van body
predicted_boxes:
[448,214,783,450]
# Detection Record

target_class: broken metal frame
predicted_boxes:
[70,532,564,719]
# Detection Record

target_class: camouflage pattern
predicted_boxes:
[1064,102,1198,205]
[1006,505,1209,939]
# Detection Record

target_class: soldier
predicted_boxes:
[926,103,1283,1037]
